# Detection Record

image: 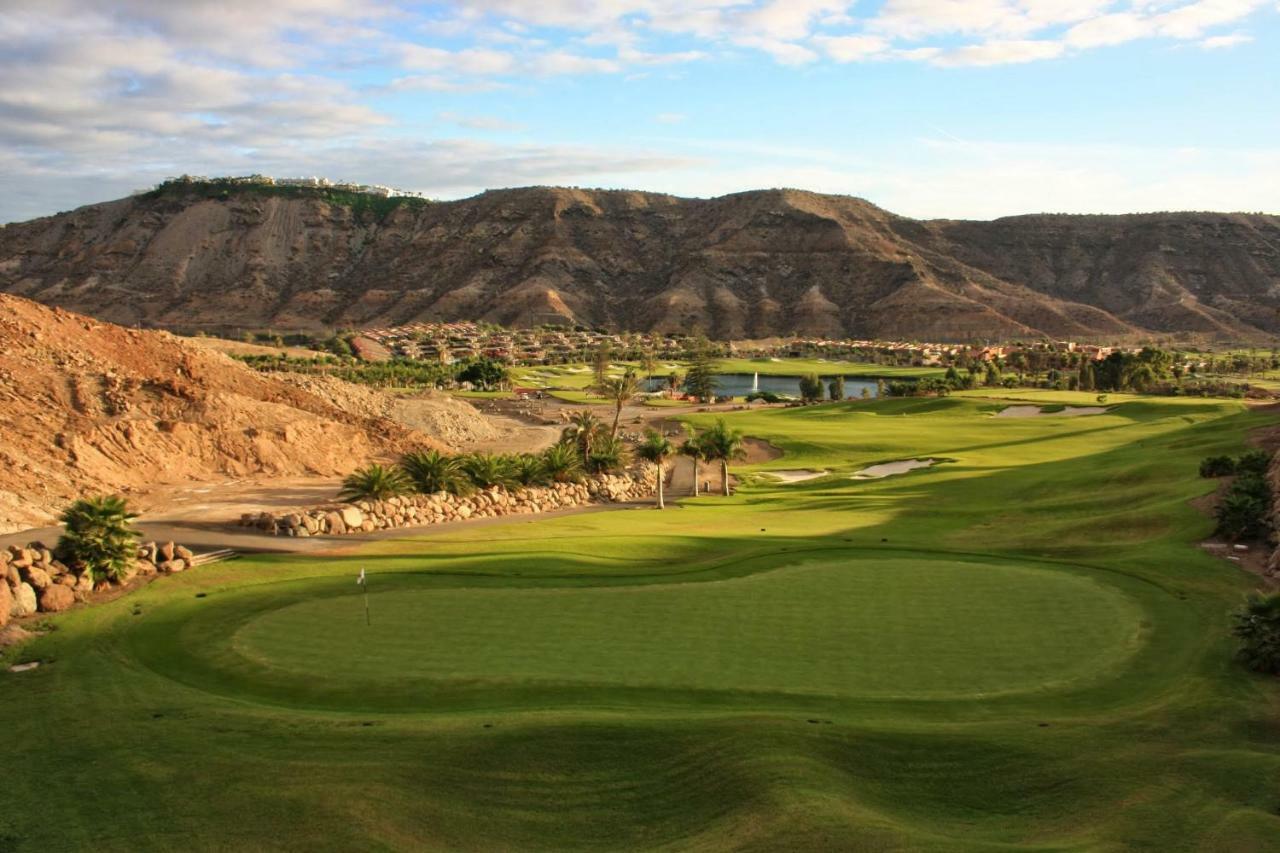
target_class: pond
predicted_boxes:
[642,373,880,399]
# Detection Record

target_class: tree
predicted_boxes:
[541,443,584,484]
[640,348,659,384]
[561,410,603,468]
[1233,593,1280,674]
[680,435,706,496]
[339,464,411,502]
[592,342,612,388]
[684,352,719,403]
[596,368,642,437]
[665,370,684,398]
[799,373,824,402]
[700,418,746,496]
[636,429,674,509]
[457,358,508,390]
[829,375,846,401]
[400,450,468,495]
[1216,474,1270,540]
[56,495,141,583]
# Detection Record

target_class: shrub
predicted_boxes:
[798,373,824,402]
[1236,449,1272,477]
[745,391,782,404]
[55,496,141,583]
[1215,474,1271,540]
[338,464,411,502]
[400,450,468,495]
[1199,455,1236,478]
[459,453,517,489]
[510,454,549,487]
[587,434,630,474]
[541,443,584,484]
[1233,593,1280,675]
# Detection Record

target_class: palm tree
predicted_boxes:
[56,495,141,582]
[640,348,659,384]
[666,370,683,398]
[541,443,584,484]
[700,419,747,496]
[595,368,642,437]
[510,453,549,488]
[588,433,630,474]
[339,464,411,502]
[400,449,468,495]
[561,410,602,468]
[459,452,517,490]
[636,429,674,509]
[679,435,705,497]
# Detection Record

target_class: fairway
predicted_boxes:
[4,390,1279,851]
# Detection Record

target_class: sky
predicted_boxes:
[1,0,1277,223]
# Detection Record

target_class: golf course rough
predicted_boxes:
[3,390,1279,852]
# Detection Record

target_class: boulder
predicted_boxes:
[22,566,52,591]
[6,563,22,588]
[175,545,194,561]
[75,574,96,598]
[340,507,364,529]
[160,541,176,562]
[158,559,185,574]
[39,584,75,613]
[0,583,10,627]
[56,574,76,588]
[12,583,37,618]
[324,511,347,535]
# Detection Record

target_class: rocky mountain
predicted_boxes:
[0,295,450,532]
[1,184,1277,341]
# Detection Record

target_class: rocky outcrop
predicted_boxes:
[3,539,203,619]
[2,185,1277,341]
[242,472,655,537]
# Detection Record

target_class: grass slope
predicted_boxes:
[2,392,1278,851]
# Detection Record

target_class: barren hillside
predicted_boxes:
[0,295,453,532]
[1,184,1277,340]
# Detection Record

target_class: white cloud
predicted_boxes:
[930,38,1066,67]
[437,112,526,131]
[531,51,622,74]
[814,34,890,61]
[1199,31,1254,47]
[1064,13,1153,48]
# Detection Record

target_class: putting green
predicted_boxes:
[183,556,1147,704]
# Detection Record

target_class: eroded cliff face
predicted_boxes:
[0,295,444,532]
[2,186,1277,341]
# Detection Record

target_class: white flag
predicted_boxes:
[357,568,366,586]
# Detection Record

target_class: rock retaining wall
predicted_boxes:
[241,472,656,537]
[3,540,196,623]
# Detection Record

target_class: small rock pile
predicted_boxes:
[2,540,197,624]
[242,472,655,537]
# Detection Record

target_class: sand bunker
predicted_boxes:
[996,405,1108,418]
[760,469,829,483]
[852,459,937,479]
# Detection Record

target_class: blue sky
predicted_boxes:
[2,0,1277,222]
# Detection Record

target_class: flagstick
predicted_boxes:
[363,573,371,626]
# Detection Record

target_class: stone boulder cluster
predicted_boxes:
[241,472,656,537]
[2,540,197,624]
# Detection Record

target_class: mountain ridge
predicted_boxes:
[2,183,1276,341]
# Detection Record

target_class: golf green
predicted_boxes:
[222,558,1143,701]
